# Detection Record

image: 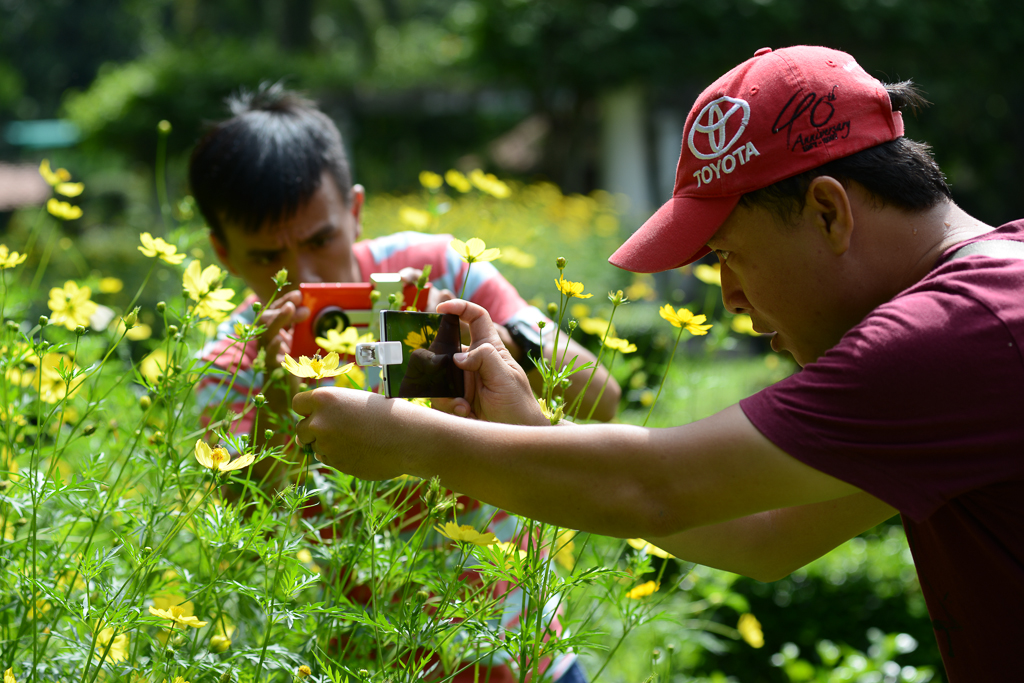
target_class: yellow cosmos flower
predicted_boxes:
[553,531,576,571]
[115,319,152,340]
[435,521,498,547]
[659,304,713,336]
[468,169,511,198]
[39,159,71,186]
[95,626,129,663]
[98,277,123,293]
[4,667,15,683]
[578,317,613,337]
[183,260,236,321]
[399,207,432,229]
[149,600,209,629]
[694,263,722,287]
[419,170,443,190]
[403,326,434,350]
[737,613,764,648]
[48,280,97,330]
[46,198,82,221]
[315,326,374,356]
[194,439,255,472]
[140,348,171,384]
[36,353,85,404]
[499,245,536,268]
[730,314,760,336]
[625,580,660,600]
[626,538,673,559]
[138,232,186,265]
[0,245,28,270]
[445,169,472,193]
[603,336,637,354]
[210,618,236,652]
[555,276,592,299]
[450,237,501,264]
[56,182,84,198]
[281,352,354,380]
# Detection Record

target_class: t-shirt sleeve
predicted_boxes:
[740,290,1024,522]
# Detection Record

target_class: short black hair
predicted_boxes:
[739,81,952,222]
[189,82,353,241]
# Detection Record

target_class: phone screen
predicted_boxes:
[381,311,465,399]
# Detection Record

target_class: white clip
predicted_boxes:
[355,341,403,367]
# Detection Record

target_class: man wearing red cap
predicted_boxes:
[294,46,1024,681]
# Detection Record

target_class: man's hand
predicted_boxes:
[258,290,309,371]
[431,299,547,426]
[293,387,412,480]
[398,266,455,313]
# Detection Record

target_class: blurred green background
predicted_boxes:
[4,1,1021,680]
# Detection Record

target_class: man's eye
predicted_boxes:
[255,253,280,266]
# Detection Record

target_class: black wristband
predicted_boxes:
[506,321,544,370]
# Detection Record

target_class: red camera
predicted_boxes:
[291,274,431,359]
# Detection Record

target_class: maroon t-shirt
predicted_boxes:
[740,220,1024,682]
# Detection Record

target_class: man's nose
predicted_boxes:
[720,263,751,315]
[292,256,323,285]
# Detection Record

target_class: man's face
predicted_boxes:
[706,202,857,367]
[211,171,364,302]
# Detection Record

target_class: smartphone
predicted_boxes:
[356,310,464,399]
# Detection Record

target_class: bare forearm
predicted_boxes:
[647,493,898,582]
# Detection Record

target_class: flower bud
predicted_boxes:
[123,306,139,328]
[388,293,398,307]
[560,378,572,390]
[546,303,558,318]
[38,315,49,327]
[254,393,266,407]
[359,670,369,679]
[219,670,232,683]
[298,382,308,392]
[156,301,166,313]
[273,268,289,288]
[83,423,97,435]
[75,325,86,336]
[139,395,152,410]
[210,634,231,653]
[252,301,263,314]
[567,320,577,332]
[157,120,172,134]
[369,289,381,304]
[297,665,312,679]
[537,321,546,329]
[167,325,179,336]
[264,429,274,441]
[556,256,567,269]
[5,320,18,331]
[610,290,625,305]
[417,590,430,601]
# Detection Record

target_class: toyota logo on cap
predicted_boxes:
[687,96,751,160]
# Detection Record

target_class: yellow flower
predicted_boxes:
[4,667,15,683]
[281,352,354,380]
[183,261,236,321]
[603,336,637,354]
[399,207,432,229]
[48,280,97,330]
[578,317,613,337]
[98,277,124,293]
[445,169,472,193]
[498,245,536,268]
[403,326,434,350]
[138,232,186,265]
[194,439,255,473]
[95,626,129,663]
[435,521,498,547]
[737,613,764,648]
[468,169,511,198]
[46,198,82,221]
[297,665,312,679]
[659,304,713,336]
[315,326,374,356]
[149,599,209,628]
[553,531,576,571]
[625,580,660,600]
[56,182,84,198]
[625,274,657,301]
[36,353,85,403]
[140,348,171,384]
[39,159,71,186]
[419,171,443,190]
[0,245,28,270]
[731,314,759,336]
[450,237,501,264]
[694,263,722,287]
[494,541,528,563]
[626,538,673,559]
[555,276,592,300]
[115,319,152,341]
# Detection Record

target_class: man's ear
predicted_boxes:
[349,184,365,240]
[805,176,854,256]
[209,232,239,275]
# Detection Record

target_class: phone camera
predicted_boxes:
[313,306,351,337]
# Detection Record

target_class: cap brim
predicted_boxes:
[609,194,740,273]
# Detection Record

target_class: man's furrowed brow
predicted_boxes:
[300,223,338,245]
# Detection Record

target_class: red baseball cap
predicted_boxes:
[609,45,905,273]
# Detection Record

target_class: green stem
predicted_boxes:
[642,325,686,427]
[568,303,621,420]
[156,124,173,233]
[458,260,473,301]
[585,351,619,422]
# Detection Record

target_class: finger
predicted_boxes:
[453,342,517,386]
[261,300,297,340]
[434,397,477,418]
[398,267,421,285]
[436,299,505,350]
[292,390,315,416]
